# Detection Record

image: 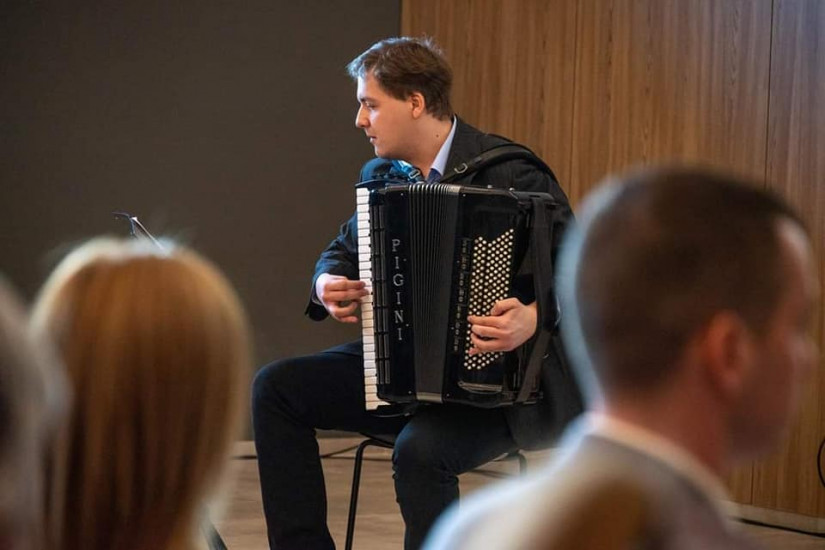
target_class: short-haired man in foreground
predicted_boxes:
[425,167,818,550]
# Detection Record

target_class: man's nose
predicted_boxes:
[355,106,368,128]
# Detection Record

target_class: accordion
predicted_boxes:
[357,182,564,410]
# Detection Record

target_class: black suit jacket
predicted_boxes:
[305,118,582,449]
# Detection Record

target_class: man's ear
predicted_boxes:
[409,91,426,118]
[699,312,756,399]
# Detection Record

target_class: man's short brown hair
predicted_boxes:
[347,36,453,120]
[559,166,806,394]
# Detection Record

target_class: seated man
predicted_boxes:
[425,167,817,549]
[252,36,582,550]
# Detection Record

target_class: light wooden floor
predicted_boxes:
[214,438,825,550]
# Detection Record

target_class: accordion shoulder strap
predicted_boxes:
[440,143,559,184]
[516,196,559,404]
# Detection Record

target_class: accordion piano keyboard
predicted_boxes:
[356,187,387,410]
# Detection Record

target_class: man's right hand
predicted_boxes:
[315,273,369,324]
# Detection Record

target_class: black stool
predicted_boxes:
[344,436,527,550]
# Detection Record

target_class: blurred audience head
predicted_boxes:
[0,278,66,550]
[559,166,817,461]
[31,237,252,550]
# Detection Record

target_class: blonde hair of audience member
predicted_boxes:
[0,278,66,550]
[30,237,252,550]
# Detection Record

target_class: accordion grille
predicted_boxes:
[464,229,515,369]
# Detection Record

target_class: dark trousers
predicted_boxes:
[251,341,518,550]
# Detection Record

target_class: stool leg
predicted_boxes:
[203,520,227,550]
[517,452,527,476]
[345,440,372,550]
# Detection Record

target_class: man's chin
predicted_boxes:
[370,144,395,159]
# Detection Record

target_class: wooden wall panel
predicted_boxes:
[402,0,577,188]
[757,0,825,518]
[570,0,772,204]
[570,0,773,506]
[403,0,824,521]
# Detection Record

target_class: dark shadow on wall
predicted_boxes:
[0,1,401,365]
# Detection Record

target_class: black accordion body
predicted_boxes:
[357,182,563,410]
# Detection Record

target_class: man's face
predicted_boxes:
[355,72,416,160]
[734,220,818,456]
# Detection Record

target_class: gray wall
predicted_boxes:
[0,1,400,364]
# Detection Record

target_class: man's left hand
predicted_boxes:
[467,298,537,355]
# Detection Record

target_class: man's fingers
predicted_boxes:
[490,298,519,316]
[329,301,359,319]
[470,323,506,340]
[326,278,366,291]
[467,314,504,328]
[469,333,507,354]
[323,287,369,303]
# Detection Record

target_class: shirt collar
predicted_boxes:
[579,412,733,522]
[428,116,457,182]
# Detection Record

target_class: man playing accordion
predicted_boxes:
[252,36,582,550]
